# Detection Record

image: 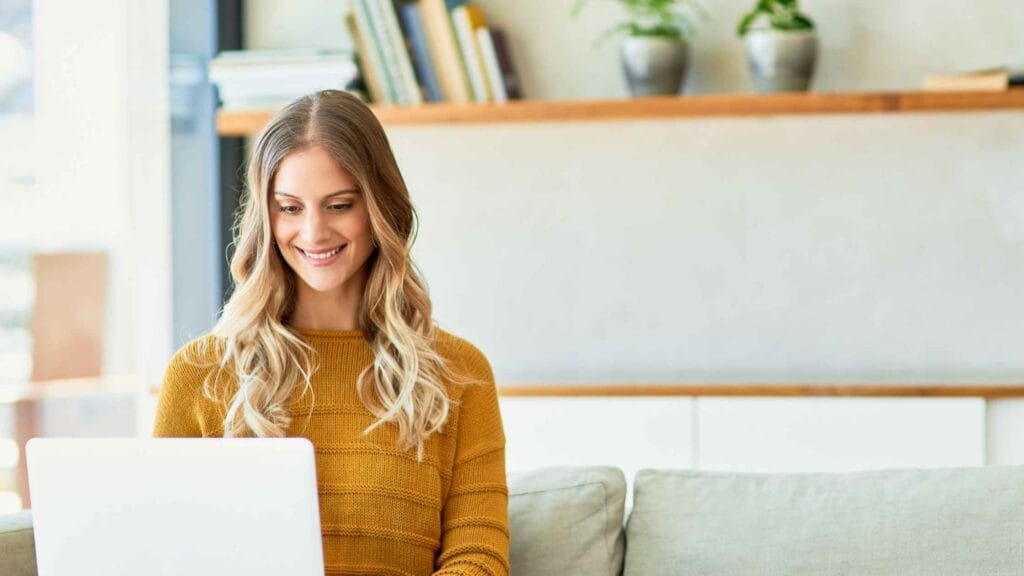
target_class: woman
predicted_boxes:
[153,90,509,576]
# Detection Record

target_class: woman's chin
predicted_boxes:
[296,273,347,294]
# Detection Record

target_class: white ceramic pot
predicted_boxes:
[620,36,689,97]
[744,29,818,93]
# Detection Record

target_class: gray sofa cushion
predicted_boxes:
[0,510,36,576]
[509,466,626,576]
[625,467,1024,576]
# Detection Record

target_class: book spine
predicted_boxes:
[419,0,470,103]
[363,0,411,104]
[345,11,388,104]
[476,27,507,103]
[351,0,397,104]
[377,0,424,105]
[451,4,491,102]
[489,28,522,100]
[400,3,443,103]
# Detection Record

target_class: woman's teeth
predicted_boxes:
[303,246,342,260]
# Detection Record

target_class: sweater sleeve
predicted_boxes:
[433,346,510,576]
[152,337,217,438]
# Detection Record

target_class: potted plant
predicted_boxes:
[573,0,704,97]
[737,0,817,93]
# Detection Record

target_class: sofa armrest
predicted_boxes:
[0,510,37,576]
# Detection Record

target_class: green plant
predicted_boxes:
[736,0,814,36]
[572,0,705,43]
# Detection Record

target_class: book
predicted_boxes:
[399,2,443,103]
[360,0,413,105]
[372,0,424,105]
[345,11,388,104]
[451,4,492,102]
[209,49,360,108]
[922,66,1024,92]
[489,28,522,100]
[350,0,397,104]
[419,0,471,103]
[476,27,507,103]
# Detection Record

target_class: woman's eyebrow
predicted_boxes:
[324,189,360,198]
[273,189,360,199]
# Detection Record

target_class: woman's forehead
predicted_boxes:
[273,146,358,198]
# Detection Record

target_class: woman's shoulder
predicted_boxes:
[168,333,225,369]
[161,334,227,394]
[432,328,504,446]
[433,327,494,388]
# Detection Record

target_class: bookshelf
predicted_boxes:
[216,90,1024,136]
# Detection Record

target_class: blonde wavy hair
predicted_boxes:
[207,89,452,458]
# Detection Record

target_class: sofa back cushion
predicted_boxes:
[625,467,1024,576]
[509,466,626,576]
[0,510,36,576]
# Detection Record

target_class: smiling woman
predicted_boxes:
[153,90,509,576]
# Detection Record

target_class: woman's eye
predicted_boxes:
[278,205,300,214]
[329,204,353,212]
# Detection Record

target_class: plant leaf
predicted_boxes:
[791,13,815,29]
[737,10,762,36]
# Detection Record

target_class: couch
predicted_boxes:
[4,465,1024,575]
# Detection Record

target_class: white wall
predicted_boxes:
[244,0,353,52]
[396,114,1024,384]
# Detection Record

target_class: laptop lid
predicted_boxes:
[26,438,324,576]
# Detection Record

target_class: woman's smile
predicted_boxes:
[298,244,346,267]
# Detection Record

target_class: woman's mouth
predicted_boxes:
[298,245,345,267]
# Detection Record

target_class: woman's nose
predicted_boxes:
[300,211,331,244]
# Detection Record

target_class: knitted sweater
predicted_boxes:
[152,328,510,576]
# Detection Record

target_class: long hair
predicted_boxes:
[208,90,451,458]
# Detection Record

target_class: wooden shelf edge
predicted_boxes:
[217,90,1024,136]
[497,383,1024,398]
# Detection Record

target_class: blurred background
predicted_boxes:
[1,0,1023,514]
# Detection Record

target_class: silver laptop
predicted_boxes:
[26,438,324,576]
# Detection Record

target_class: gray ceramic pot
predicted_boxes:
[744,29,818,93]
[620,36,689,97]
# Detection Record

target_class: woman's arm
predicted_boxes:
[433,354,510,576]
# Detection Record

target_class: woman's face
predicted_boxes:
[270,145,375,297]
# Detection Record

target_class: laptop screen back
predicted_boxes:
[26,438,324,576]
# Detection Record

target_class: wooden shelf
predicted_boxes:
[217,90,1024,136]
[497,383,1024,399]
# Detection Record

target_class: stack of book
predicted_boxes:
[209,49,361,110]
[348,0,523,105]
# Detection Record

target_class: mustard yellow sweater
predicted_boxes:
[153,328,509,576]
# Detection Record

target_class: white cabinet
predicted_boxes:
[695,397,986,472]
[985,399,1024,465]
[499,397,695,485]
[499,396,988,480]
